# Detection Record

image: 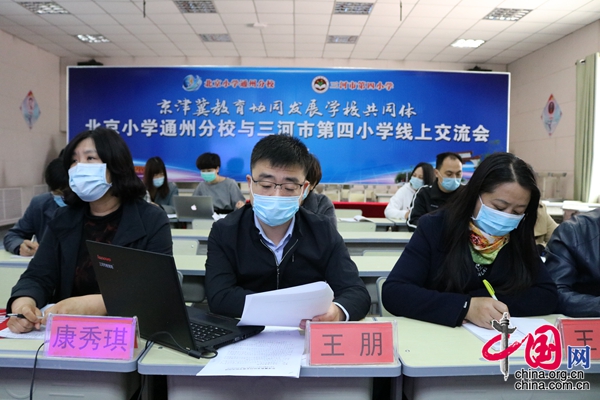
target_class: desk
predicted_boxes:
[379,315,600,400]
[138,332,401,400]
[0,251,30,304]
[333,201,387,218]
[0,338,143,399]
[171,229,412,256]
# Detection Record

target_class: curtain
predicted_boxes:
[574,53,598,202]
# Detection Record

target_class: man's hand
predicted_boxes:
[299,303,344,330]
[19,240,39,257]
[465,297,509,329]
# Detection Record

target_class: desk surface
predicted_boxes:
[0,251,31,267]
[138,335,400,378]
[0,338,143,373]
[175,255,398,277]
[379,315,599,378]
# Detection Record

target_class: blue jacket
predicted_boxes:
[3,192,59,255]
[382,210,558,327]
[7,198,172,311]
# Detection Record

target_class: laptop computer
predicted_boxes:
[173,195,214,222]
[86,241,264,357]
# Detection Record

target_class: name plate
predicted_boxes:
[44,314,138,361]
[307,321,396,365]
[556,318,600,360]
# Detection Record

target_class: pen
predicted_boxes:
[6,314,43,319]
[31,235,37,244]
[482,279,498,300]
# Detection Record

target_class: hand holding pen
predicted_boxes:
[464,280,509,329]
[6,298,43,333]
[18,234,39,257]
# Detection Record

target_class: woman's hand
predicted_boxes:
[41,295,107,325]
[465,297,509,329]
[7,297,42,333]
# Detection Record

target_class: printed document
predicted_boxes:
[463,317,548,351]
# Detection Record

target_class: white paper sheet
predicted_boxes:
[197,327,304,377]
[0,304,53,340]
[463,317,548,351]
[238,282,333,327]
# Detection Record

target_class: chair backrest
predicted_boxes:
[348,191,366,202]
[337,221,376,232]
[192,218,214,230]
[376,276,393,317]
[334,208,363,218]
[172,239,199,255]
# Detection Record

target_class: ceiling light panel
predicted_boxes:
[199,34,232,42]
[451,39,485,48]
[174,0,217,14]
[17,2,70,14]
[76,34,110,43]
[327,35,359,44]
[483,8,532,22]
[334,2,374,15]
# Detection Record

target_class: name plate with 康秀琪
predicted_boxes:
[307,321,397,365]
[44,314,138,361]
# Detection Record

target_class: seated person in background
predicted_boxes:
[545,207,600,317]
[301,154,336,227]
[7,127,172,333]
[205,135,370,327]
[4,158,68,256]
[193,152,245,214]
[407,152,463,231]
[142,156,179,214]
[534,202,558,254]
[382,152,558,328]
[385,162,435,220]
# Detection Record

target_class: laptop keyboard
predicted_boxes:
[191,322,232,343]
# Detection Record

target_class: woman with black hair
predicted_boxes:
[382,152,558,328]
[143,156,179,214]
[384,162,435,220]
[7,127,172,333]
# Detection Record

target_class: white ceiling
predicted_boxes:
[1,0,599,64]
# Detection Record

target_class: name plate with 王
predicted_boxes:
[556,318,600,360]
[44,314,137,361]
[308,321,396,365]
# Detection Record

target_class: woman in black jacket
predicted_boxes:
[8,127,172,333]
[382,152,558,328]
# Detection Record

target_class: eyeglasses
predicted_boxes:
[251,178,304,196]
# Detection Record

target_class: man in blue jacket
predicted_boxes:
[4,158,68,256]
[205,135,370,327]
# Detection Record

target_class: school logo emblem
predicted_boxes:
[183,75,202,91]
[312,76,329,93]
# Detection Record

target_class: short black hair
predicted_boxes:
[250,135,310,176]
[196,153,221,170]
[305,154,323,187]
[62,127,146,205]
[44,158,68,192]
[436,152,463,169]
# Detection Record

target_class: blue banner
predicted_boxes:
[68,66,509,183]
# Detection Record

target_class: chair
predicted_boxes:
[337,221,376,232]
[334,208,363,219]
[348,191,366,202]
[192,218,214,230]
[376,276,393,317]
[172,239,199,255]
[362,276,380,316]
[181,276,206,303]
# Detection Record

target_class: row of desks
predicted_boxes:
[1,315,597,399]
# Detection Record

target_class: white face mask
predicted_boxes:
[68,163,112,202]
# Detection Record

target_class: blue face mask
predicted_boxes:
[53,195,66,207]
[410,176,424,190]
[201,171,216,182]
[252,187,301,227]
[68,163,112,202]
[441,177,461,192]
[472,197,525,236]
[302,187,310,200]
[153,177,165,187]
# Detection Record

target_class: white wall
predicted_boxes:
[508,21,600,200]
[0,29,62,198]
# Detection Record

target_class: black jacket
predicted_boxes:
[8,199,172,312]
[301,191,337,227]
[407,181,459,231]
[383,210,558,327]
[205,204,371,320]
[545,208,600,317]
[3,192,59,254]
